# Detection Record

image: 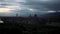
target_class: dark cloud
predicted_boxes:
[45,2,60,11]
[20,0,60,11]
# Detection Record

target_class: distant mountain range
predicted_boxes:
[42,12,60,18]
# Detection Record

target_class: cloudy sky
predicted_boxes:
[0,0,60,16]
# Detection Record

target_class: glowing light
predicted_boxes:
[0,19,4,23]
[0,5,21,13]
[29,9,33,11]
[0,8,14,12]
[27,8,34,12]
[48,11,56,13]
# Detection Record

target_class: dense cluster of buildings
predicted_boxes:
[0,13,60,27]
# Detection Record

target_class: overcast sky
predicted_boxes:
[0,0,60,16]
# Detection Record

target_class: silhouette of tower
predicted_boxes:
[34,14,37,17]
[16,13,18,17]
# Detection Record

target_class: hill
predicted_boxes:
[43,12,60,18]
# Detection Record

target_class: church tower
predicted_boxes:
[16,13,18,17]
